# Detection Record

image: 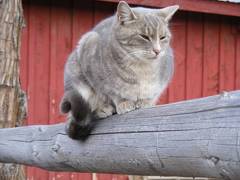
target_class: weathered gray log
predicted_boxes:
[0,91,240,180]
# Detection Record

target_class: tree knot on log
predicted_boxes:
[208,156,220,165]
[51,144,61,153]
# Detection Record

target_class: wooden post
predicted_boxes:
[0,0,26,179]
[0,91,239,180]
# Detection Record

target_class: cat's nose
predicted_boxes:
[153,48,160,56]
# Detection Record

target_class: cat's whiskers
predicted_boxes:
[122,50,153,62]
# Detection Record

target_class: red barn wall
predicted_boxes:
[20,0,240,179]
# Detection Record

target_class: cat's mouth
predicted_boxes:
[128,50,162,62]
[148,52,162,60]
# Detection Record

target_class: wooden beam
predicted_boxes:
[96,0,240,17]
[0,91,240,179]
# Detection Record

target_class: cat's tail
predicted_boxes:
[60,89,96,140]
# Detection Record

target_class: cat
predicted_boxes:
[60,1,179,140]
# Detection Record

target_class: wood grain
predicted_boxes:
[0,91,240,179]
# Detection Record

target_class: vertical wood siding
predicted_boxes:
[20,1,240,179]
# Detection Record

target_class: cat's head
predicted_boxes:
[113,1,179,62]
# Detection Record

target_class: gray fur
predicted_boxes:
[61,1,179,138]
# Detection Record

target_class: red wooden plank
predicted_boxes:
[236,26,240,89]
[49,172,71,180]
[157,89,169,105]
[72,0,94,47]
[28,0,50,124]
[219,16,236,92]
[73,173,92,180]
[97,0,240,17]
[97,174,129,180]
[168,13,187,103]
[28,0,51,179]
[49,0,72,124]
[94,1,115,25]
[203,15,220,96]
[186,13,203,99]
[97,174,113,180]
[112,175,129,180]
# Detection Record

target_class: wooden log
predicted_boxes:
[0,91,240,180]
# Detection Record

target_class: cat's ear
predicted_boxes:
[158,5,179,22]
[117,1,137,24]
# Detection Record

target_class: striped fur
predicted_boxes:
[60,1,179,139]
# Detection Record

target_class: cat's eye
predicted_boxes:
[160,36,166,40]
[139,34,150,41]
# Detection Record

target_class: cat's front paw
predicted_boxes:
[116,101,136,114]
[95,105,115,119]
[136,99,153,109]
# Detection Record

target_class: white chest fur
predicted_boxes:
[130,60,162,100]
[138,75,160,99]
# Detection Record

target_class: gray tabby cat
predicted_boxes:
[60,1,179,139]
